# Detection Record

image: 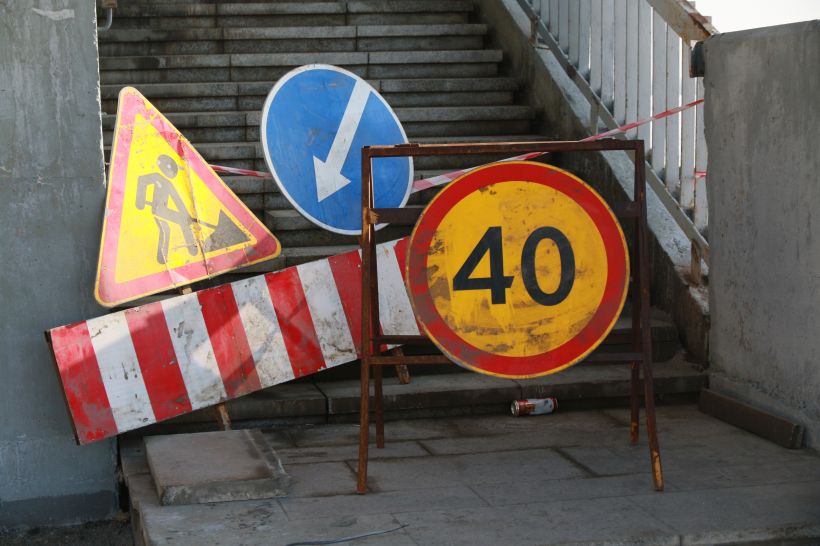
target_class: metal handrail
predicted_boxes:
[520,0,715,281]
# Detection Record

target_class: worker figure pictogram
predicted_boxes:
[135,154,199,265]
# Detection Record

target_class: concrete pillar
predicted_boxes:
[703,21,820,446]
[0,1,117,525]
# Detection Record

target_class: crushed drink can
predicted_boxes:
[511,398,558,416]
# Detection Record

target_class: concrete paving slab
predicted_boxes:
[286,419,460,447]
[363,448,587,492]
[145,430,290,505]
[420,427,625,455]
[279,486,488,520]
[127,473,161,546]
[128,473,161,513]
[143,501,414,546]
[562,430,818,477]
[628,481,820,544]
[662,459,820,492]
[249,428,294,450]
[395,497,678,546]
[131,405,820,545]
[472,473,659,507]
[449,409,619,436]
[604,404,745,438]
[275,440,428,465]
[286,462,357,498]
[140,499,286,546]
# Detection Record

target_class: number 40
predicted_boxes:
[452,226,576,306]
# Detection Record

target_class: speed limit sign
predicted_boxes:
[406,161,629,378]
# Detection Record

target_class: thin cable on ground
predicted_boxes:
[285,523,409,546]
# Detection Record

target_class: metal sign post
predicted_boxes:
[358,139,664,493]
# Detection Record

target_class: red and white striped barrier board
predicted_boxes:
[48,238,418,445]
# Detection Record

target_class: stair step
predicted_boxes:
[99,50,502,84]
[134,355,701,431]
[106,0,279,4]
[283,244,360,268]
[110,1,473,30]
[104,135,547,176]
[365,35,487,55]
[113,2,345,18]
[221,175,271,195]
[102,105,531,129]
[102,78,518,99]
[99,50,501,71]
[115,0,473,17]
[101,77,520,112]
[347,1,473,14]
[265,207,423,231]
[102,105,534,145]
[100,24,488,56]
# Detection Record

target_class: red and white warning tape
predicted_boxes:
[208,152,546,192]
[209,98,706,185]
[210,164,273,179]
[409,151,545,192]
[581,99,704,142]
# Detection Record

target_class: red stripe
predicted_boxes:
[50,323,118,444]
[391,238,424,332]
[198,285,262,397]
[265,268,326,378]
[392,238,410,283]
[327,251,364,356]
[124,303,192,421]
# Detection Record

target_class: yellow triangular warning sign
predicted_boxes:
[95,87,281,307]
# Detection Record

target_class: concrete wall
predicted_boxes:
[703,21,820,446]
[474,0,710,363]
[0,1,117,526]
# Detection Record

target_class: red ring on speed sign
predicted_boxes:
[406,161,629,378]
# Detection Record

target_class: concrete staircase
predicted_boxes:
[98,1,705,430]
[98,0,540,278]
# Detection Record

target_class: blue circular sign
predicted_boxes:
[261,65,413,235]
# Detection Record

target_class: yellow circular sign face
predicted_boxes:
[429,180,609,357]
[407,161,629,378]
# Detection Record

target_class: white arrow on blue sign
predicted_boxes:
[261,65,413,235]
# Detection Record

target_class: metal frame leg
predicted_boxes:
[374,365,385,449]
[356,359,370,494]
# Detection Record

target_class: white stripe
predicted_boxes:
[161,293,227,410]
[231,276,294,388]
[87,313,155,432]
[297,260,357,368]
[377,242,420,336]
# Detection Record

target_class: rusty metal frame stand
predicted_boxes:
[357,139,663,493]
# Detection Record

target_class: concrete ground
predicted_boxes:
[0,519,132,546]
[123,404,820,546]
